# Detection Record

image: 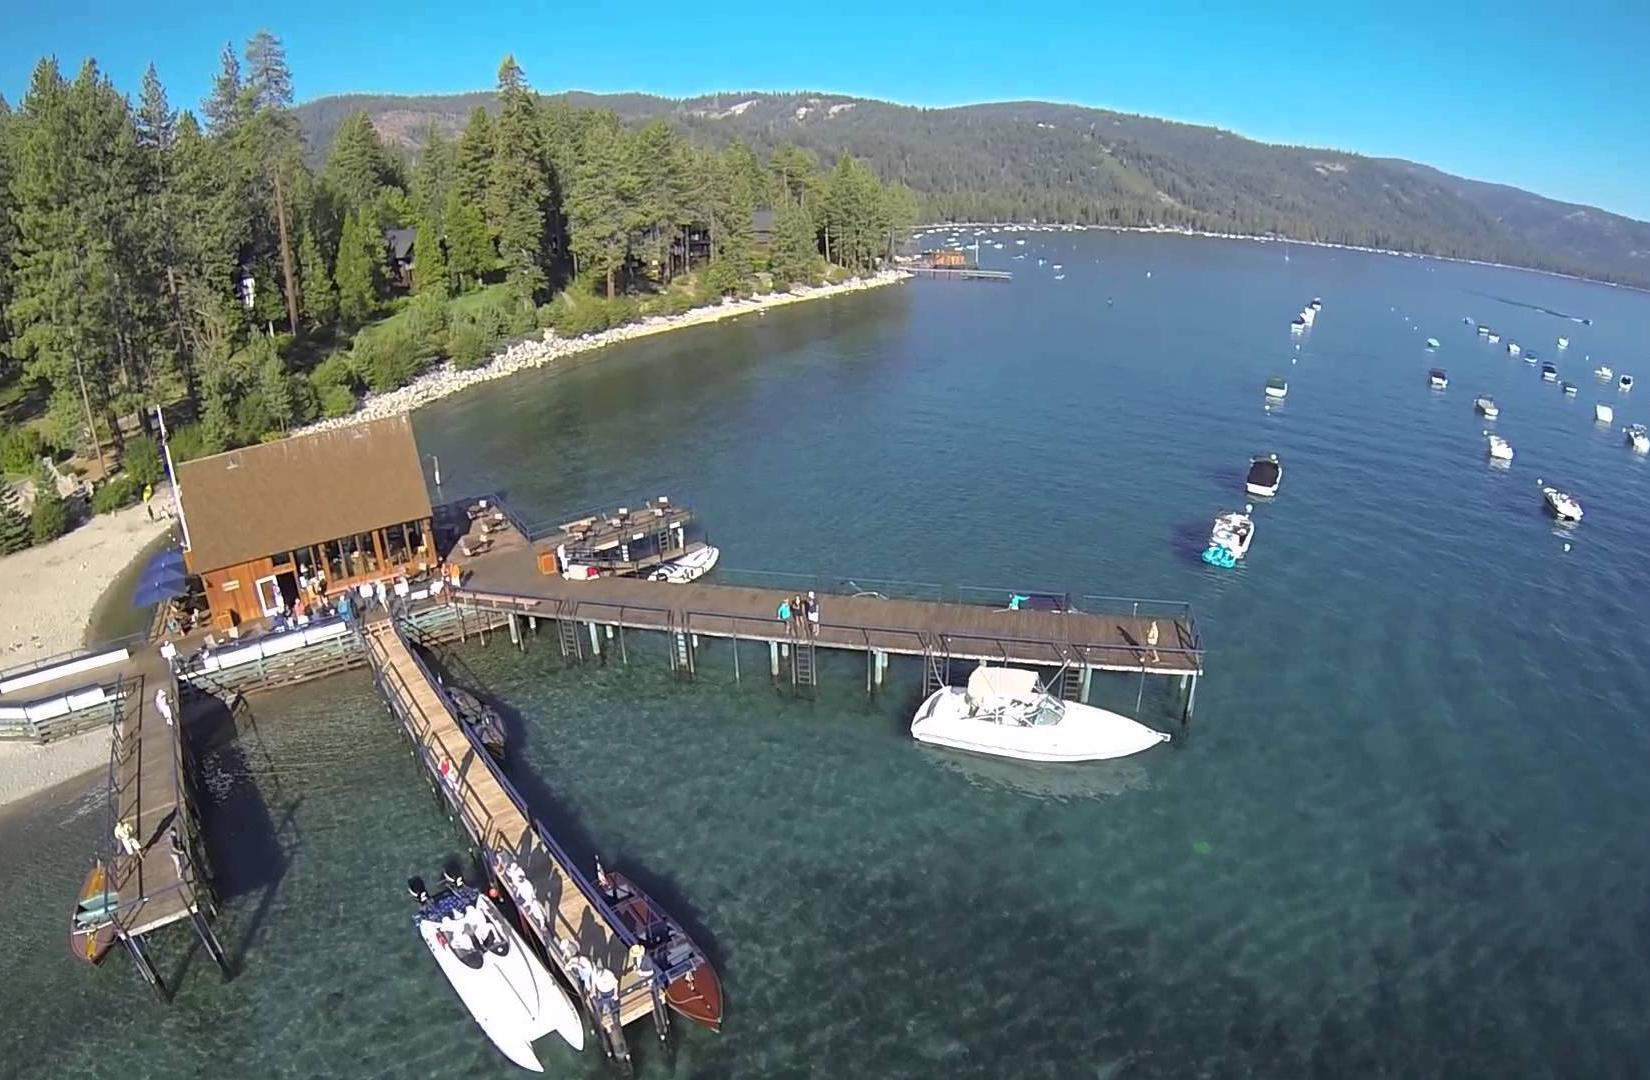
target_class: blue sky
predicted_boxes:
[5,1,1648,220]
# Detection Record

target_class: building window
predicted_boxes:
[322,538,348,583]
[405,519,426,557]
[349,533,379,576]
[288,547,319,581]
[383,523,408,565]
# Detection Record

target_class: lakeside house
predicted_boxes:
[383,228,416,290]
[178,415,434,632]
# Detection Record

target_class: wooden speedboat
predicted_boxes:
[601,868,723,1032]
[70,861,118,965]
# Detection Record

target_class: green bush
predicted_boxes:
[91,474,140,514]
[0,427,44,474]
[354,326,421,393]
[319,384,356,418]
[404,293,450,359]
[449,321,494,370]
[29,473,70,544]
[122,435,164,488]
[166,423,211,463]
[310,351,360,392]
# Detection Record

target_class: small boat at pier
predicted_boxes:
[410,872,584,1071]
[1627,424,1650,453]
[1429,368,1449,389]
[446,686,507,762]
[1245,454,1282,497]
[1485,432,1514,461]
[648,545,721,584]
[1543,487,1583,522]
[1474,395,1498,418]
[599,866,725,1032]
[910,666,1171,762]
[69,861,118,965]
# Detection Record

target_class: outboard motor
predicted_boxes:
[441,867,465,890]
[407,876,429,904]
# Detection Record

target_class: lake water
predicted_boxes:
[6,232,1650,1078]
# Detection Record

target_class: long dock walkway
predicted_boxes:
[455,543,1203,677]
[360,621,656,1030]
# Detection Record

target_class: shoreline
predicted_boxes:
[917,221,1648,296]
[296,270,911,434]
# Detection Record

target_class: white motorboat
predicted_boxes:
[1474,395,1499,418]
[1290,316,1307,333]
[1310,297,1323,311]
[1557,336,1570,349]
[1507,341,1522,356]
[910,666,1170,763]
[1596,365,1613,378]
[1523,352,1539,365]
[1476,324,1491,336]
[1485,431,1514,461]
[1543,487,1583,522]
[648,544,720,583]
[1540,361,1558,382]
[1595,402,1615,423]
[1264,376,1288,400]
[1562,382,1578,396]
[1487,332,1501,344]
[1299,306,1317,327]
[1621,374,1635,392]
[1429,368,1449,389]
[1245,454,1282,497]
[1426,337,1441,350]
[1627,424,1650,453]
[1201,509,1255,568]
[411,876,585,1071]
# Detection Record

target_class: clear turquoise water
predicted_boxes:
[6,232,1650,1077]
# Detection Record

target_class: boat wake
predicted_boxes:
[1465,289,1590,324]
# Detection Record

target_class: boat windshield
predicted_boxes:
[1031,696,1065,726]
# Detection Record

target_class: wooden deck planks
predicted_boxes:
[111,651,197,937]
[364,626,654,1026]
[458,543,1203,675]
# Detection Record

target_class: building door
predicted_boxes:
[252,574,284,618]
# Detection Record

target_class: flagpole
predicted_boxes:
[155,405,192,554]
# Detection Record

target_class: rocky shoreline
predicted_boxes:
[296,270,911,434]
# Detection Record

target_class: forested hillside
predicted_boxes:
[298,90,1650,289]
[0,38,910,551]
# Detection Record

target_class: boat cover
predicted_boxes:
[967,667,1039,703]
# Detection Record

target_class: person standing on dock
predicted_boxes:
[154,687,175,727]
[776,596,792,628]
[593,964,621,1027]
[159,638,178,674]
[805,591,820,636]
[1146,620,1161,664]
[792,594,806,634]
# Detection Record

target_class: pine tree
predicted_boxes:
[412,126,455,227]
[566,115,629,299]
[323,111,398,214]
[768,200,819,288]
[487,56,552,297]
[0,99,20,376]
[201,43,244,136]
[135,64,196,406]
[334,210,385,324]
[28,466,70,545]
[442,189,492,290]
[413,216,448,298]
[453,107,494,216]
[241,31,303,333]
[0,479,29,554]
[298,225,337,328]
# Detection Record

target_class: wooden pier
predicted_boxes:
[450,520,1203,715]
[103,649,226,995]
[359,618,674,1062]
[906,266,1014,281]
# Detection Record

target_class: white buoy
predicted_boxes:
[1563,542,1572,552]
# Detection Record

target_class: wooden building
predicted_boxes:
[177,416,435,631]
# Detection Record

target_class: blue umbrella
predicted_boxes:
[145,549,185,576]
[132,569,188,609]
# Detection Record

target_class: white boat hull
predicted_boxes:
[911,687,1170,762]
[649,545,720,583]
[418,892,584,1071]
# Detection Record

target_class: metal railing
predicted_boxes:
[0,632,147,689]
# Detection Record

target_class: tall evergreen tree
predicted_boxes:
[135,64,196,405]
[442,188,492,290]
[566,115,630,299]
[413,215,448,298]
[486,56,552,298]
[333,210,384,324]
[298,225,337,328]
[453,108,494,217]
[768,200,820,288]
[0,477,29,554]
[323,111,398,214]
[241,30,303,333]
[201,43,244,136]
[0,98,19,376]
[411,126,455,227]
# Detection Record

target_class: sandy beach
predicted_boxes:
[297,269,910,434]
[0,500,173,807]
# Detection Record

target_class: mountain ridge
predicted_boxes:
[294,89,1650,289]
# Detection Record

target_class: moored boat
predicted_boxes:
[446,686,507,762]
[1540,361,1559,382]
[1487,332,1501,344]
[1595,402,1615,423]
[911,666,1171,762]
[1543,487,1583,522]
[1476,324,1491,336]
[1425,337,1441,349]
[1627,424,1650,453]
[69,861,118,965]
[1245,454,1282,497]
[1485,431,1514,461]
[1474,395,1498,418]
[1202,508,1255,568]
[1562,382,1578,396]
[1290,316,1306,333]
[648,544,721,584]
[1621,374,1635,392]
[1507,341,1522,356]
[1596,365,1613,378]
[411,872,584,1071]
[600,867,725,1032]
[1429,368,1449,389]
[1264,376,1288,400]
[1557,336,1570,349]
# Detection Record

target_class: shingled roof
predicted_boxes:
[178,415,431,574]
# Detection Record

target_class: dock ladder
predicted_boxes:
[1054,644,1087,702]
[790,632,817,692]
[920,633,951,696]
[553,598,583,662]
[667,612,695,678]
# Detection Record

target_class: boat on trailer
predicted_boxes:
[647,544,721,584]
[411,872,584,1072]
[446,686,507,762]
[1246,454,1282,497]
[910,666,1171,762]
[599,866,725,1032]
[69,861,118,965]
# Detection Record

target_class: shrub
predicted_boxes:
[354,325,421,393]
[404,293,450,359]
[319,384,356,418]
[166,422,211,463]
[310,351,360,393]
[449,320,494,370]
[30,472,71,543]
[91,474,140,514]
[0,426,44,474]
[121,435,164,488]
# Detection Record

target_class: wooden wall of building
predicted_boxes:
[198,557,276,631]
